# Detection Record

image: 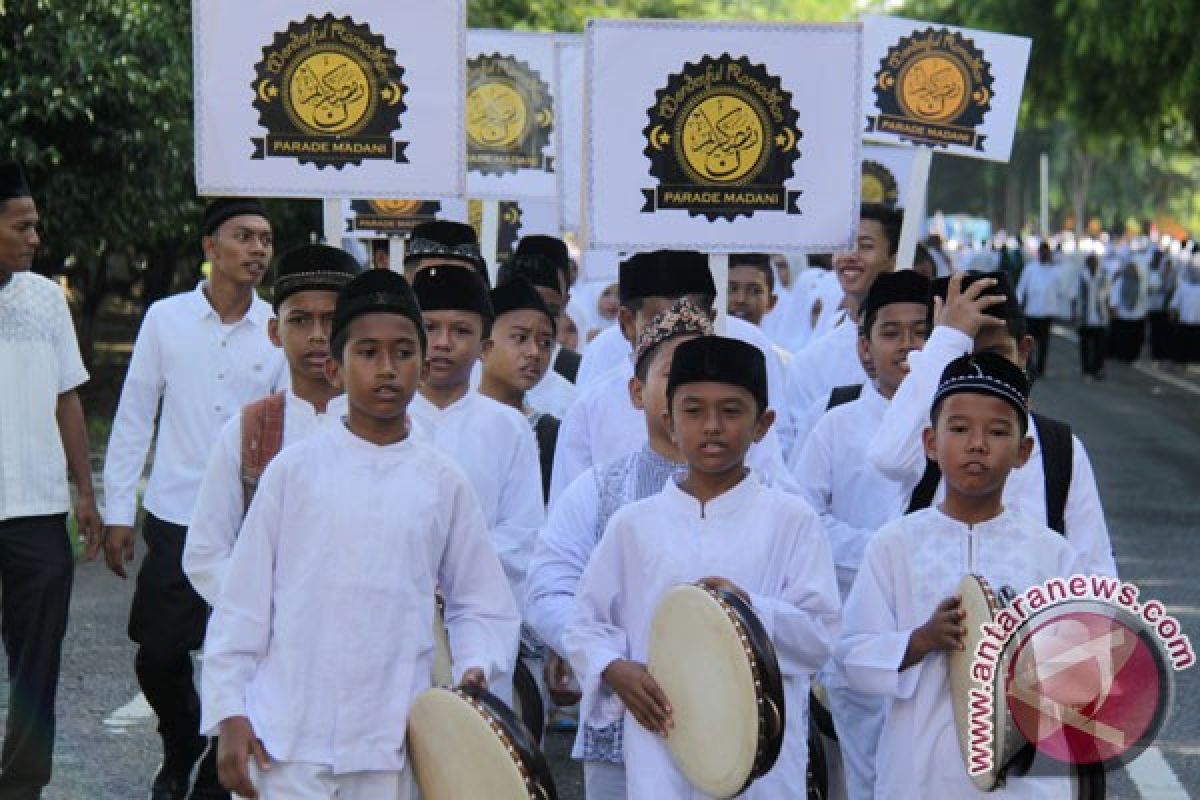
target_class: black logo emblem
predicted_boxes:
[466,54,554,176]
[252,14,408,169]
[861,160,900,208]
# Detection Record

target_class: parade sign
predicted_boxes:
[862,15,1030,162]
[466,30,560,200]
[861,144,918,211]
[555,35,584,233]
[585,19,861,253]
[344,199,449,238]
[194,0,465,198]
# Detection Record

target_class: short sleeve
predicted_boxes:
[52,289,88,392]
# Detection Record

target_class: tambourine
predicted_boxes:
[648,583,786,798]
[407,686,557,800]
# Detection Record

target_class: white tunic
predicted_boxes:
[200,422,520,774]
[1172,277,1200,324]
[0,272,89,521]
[1015,261,1063,319]
[866,326,1117,578]
[183,391,348,605]
[837,507,1081,799]
[563,474,841,799]
[547,358,796,504]
[525,361,578,418]
[790,382,911,600]
[103,283,285,526]
[782,315,868,455]
[409,391,545,604]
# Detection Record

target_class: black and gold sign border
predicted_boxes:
[466,53,555,177]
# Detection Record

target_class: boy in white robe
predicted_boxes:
[838,352,1082,798]
[791,270,932,799]
[526,298,713,800]
[866,272,1117,577]
[203,269,520,800]
[564,336,840,799]
[184,244,358,606]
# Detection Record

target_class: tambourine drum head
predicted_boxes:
[648,585,760,798]
[1005,602,1172,770]
[407,688,545,800]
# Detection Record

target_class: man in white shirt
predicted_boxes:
[183,243,359,607]
[1014,242,1063,377]
[102,198,284,800]
[1074,253,1110,380]
[0,162,101,799]
[783,204,902,456]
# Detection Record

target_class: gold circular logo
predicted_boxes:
[898,54,968,124]
[368,199,422,216]
[679,94,766,184]
[287,51,372,135]
[862,174,886,204]
[466,82,529,149]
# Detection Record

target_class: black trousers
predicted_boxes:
[1148,311,1173,361]
[0,514,74,799]
[128,514,209,750]
[1079,326,1107,376]
[1026,316,1053,377]
[1111,318,1146,363]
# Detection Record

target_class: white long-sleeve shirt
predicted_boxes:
[409,391,544,604]
[1172,277,1200,324]
[563,474,840,799]
[1075,269,1110,328]
[183,391,348,605]
[791,382,911,600]
[1015,261,1063,319]
[547,357,795,505]
[837,507,1081,799]
[865,326,1117,577]
[103,283,284,526]
[200,421,520,774]
[782,315,867,454]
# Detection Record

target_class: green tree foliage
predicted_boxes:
[471,0,857,31]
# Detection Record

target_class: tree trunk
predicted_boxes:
[1070,150,1097,235]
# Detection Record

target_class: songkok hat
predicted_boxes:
[490,277,556,333]
[0,162,31,201]
[499,235,568,292]
[619,250,716,305]
[931,271,1019,321]
[862,270,932,319]
[932,352,1029,429]
[201,197,269,236]
[332,269,425,350]
[273,244,360,310]
[405,220,487,277]
[668,335,768,414]
[412,265,494,320]
[634,296,714,371]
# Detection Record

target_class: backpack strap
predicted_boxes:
[240,391,287,511]
[905,460,942,514]
[1031,412,1073,535]
[826,383,864,411]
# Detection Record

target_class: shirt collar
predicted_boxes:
[930,505,1014,535]
[330,414,417,459]
[190,280,273,327]
[662,469,761,518]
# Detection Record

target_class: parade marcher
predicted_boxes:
[727,252,779,330]
[0,162,102,800]
[526,298,712,800]
[1109,259,1149,363]
[402,219,490,286]
[790,271,932,800]
[563,335,840,799]
[101,198,284,800]
[202,269,519,800]
[783,204,902,454]
[868,272,1117,578]
[1170,256,1200,370]
[548,250,793,505]
[838,353,1082,798]
[479,277,561,502]
[498,235,579,416]
[409,267,544,640]
[183,244,358,606]
[1075,253,1110,380]
[1014,242,1062,378]
[1146,250,1173,364]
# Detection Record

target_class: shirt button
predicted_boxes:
[217,373,224,380]
[215,405,223,413]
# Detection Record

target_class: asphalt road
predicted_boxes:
[5,340,1199,799]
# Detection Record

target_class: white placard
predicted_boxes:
[580,249,623,283]
[861,144,918,211]
[584,19,862,253]
[194,0,465,198]
[861,14,1031,163]
[342,198,466,239]
[466,30,561,200]
[555,35,584,233]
